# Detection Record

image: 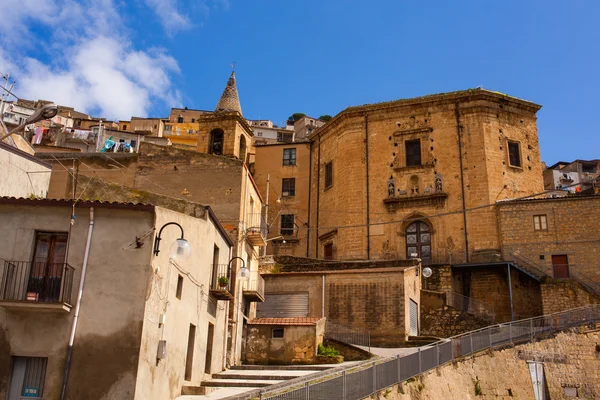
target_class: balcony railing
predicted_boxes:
[242,272,265,302]
[0,261,75,312]
[209,264,233,300]
[246,213,268,247]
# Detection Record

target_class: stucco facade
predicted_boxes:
[0,198,232,399]
[0,142,51,198]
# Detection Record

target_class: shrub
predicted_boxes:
[318,344,340,357]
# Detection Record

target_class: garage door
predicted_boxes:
[256,293,309,318]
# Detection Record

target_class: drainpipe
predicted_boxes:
[364,114,371,259]
[455,103,470,263]
[306,142,313,257]
[315,135,321,258]
[322,274,325,318]
[507,263,515,321]
[262,174,270,257]
[61,207,95,400]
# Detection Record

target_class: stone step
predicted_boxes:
[231,365,330,371]
[201,379,284,388]
[212,373,301,381]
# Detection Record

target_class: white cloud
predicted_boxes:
[0,0,183,120]
[144,0,192,35]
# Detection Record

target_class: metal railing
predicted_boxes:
[242,271,265,297]
[445,291,495,321]
[247,213,268,240]
[0,261,75,305]
[210,264,232,292]
[258,304,600,400]
[325,321,371,349]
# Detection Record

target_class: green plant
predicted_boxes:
[383,389,391,398]
[474,377,482,396]
[318,344,340,357]
[218,276,229,286]
[271,265,282,274]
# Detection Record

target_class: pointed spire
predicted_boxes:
[215,71,242,115]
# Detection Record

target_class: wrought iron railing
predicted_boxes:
[253,304,600,400]
[325,321,371,350]
[209,264,232,292]
[242,271,265,297]
[445,291,495,321]
[0,261,75,305]
[247,213,268,240]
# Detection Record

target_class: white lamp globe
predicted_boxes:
[239,265,250,279]
[170,238,192,260]
[422,267,433,278]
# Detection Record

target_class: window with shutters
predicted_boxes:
[508,141,522,168]
[405,139,421,166]
[283,148,296,165]
[280,214,295,236]
[325,162,333,189]
[282,178,295,197]
[533,215,547,231]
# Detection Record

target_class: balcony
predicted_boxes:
[0,261,75,312]
[242,272,265,302]
[209,264,233,300]
[246,213,268,247]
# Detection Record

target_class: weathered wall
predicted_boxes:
[0,143,51,198]
[498,196,600,281]
[245,320,324,365]
[309,89,543,262]
[0,203,154,399]
[373,330,600,400]
[420,305,491,338]
[254,142,311,257]
[134,206,231,400]
[541,280,600,315]
[262,265,420,346]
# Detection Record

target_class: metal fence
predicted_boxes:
[260,304,600,400]
[445,291,495,321]
[325,321,371,349]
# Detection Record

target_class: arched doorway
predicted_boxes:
[209,129,224,155]
[239,135,247,163]
[406,221,431,264]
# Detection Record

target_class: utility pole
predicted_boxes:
[0,73,16,137]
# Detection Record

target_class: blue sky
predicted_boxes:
[0,1,598,164]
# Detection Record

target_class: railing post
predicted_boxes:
[530,319,534,341]
[342,370,347,398]
[373,362,377,394]
[509,323,513,344]
[436,342,440,366]
[469,332,474,355]
[418,348,422,373]
[397,355,401,383]
[305,381,310,400]
[488,328,492,348]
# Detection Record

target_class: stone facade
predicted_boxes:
[308,89,544,263]
[420,305,491,338]
[373,330,600,400]
[541,280,600,315]
[244,318,325,365]
[253,142,312,257]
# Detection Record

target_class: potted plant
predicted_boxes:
[218,276,229,288]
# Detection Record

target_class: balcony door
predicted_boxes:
[406,221,431,265]
[28,232,68,302]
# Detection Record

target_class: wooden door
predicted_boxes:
[551,255,569,279]
[28,232,68,301]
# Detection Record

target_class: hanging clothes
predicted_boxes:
[32,127,44,144]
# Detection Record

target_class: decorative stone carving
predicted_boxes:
[387,176,396,197]
[424,185,433,194]
[398,189,408,196]
[435,173,443,193]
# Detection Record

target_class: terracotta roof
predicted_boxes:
[215,72,242,115]
[0,197,154,211]
[248,317,324,326]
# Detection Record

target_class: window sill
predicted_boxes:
[507,164,523,171]
[384,192,448,208]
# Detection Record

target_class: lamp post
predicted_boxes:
[0,103,59,141]
[153,222,192,260]
[228,256,249,279]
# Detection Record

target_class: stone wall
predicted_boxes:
[420,305,491,338]
[420,265,452,292]
[371,330,600,400]
[541,280,600,315]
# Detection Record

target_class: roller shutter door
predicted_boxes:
[256,293,309,318]
[409,299,419,337]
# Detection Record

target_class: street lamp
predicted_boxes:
[422,267,433,278]
[153,222,191,260]
[229,256,249,279]
[0,103,59,142]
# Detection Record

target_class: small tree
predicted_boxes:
[319,115,332,122]
[287,113,306,125]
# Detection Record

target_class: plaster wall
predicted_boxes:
[0,144,51,198]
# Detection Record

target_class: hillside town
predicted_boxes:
[0,67,599,400]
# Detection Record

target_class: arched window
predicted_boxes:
[406,221,431,264]
[209,129,224,155]
[239,135,247,163]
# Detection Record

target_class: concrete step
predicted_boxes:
[231,365,330,371]
[201,379,284,388]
